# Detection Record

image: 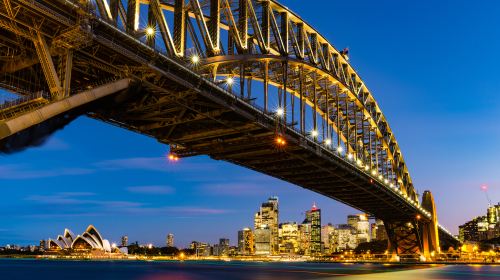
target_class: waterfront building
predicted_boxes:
[39,240,46,251]
[487,203,500,224]
[46,225,118,254]
[304,203,321,255]
[347,214,370,244]
[254,197,279,255]
[375,220,388,241]
[254,225,271,255]
[219,238,229,256]
[370,223,378,241]
[331,224,357,251]
[190,241,211,256]
[121,235,128,247]
[279,222,299,254]
[459,216,489,242]
[459,202,500,242]
[321,223,335,253]
[167,233,174,247]
[298,223,311,255]
[237,228,254,255]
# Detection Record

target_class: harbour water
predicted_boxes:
[0,259,499,280]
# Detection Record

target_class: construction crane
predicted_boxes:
[481,184,492,206]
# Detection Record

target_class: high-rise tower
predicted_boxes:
[254,196,279,255]
[304,203,321,255]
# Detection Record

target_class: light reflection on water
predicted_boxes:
[0,259,498,280]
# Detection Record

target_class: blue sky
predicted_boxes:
[1,0,500,247]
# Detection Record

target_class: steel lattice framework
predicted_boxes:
[0,0,458,259]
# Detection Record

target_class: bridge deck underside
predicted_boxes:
[93,83,418,222]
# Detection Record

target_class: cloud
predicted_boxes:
[120,206,230,216]
[126,185,175,195]
[36,137,70,151]
[25,192,143,208]
[0,164,93,180]
[199,182,274,196]
[95,157,168,172]
[94,157,219,173]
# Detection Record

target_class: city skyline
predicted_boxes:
[1,0,500,248]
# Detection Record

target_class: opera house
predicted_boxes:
[46,225,123,254]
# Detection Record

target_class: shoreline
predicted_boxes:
[0,255,498,265]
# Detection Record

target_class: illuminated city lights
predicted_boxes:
[226,77,234,85]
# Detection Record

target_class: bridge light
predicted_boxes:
[347,153,353,160]
[378,175,383,180]
[324,138,332,146]
[356,159,363,167]
[276,107,284,117]
[226,77,234,85]
[371,170,377,176]
[311,130,319,138]
[145,26,156,37]
[191,54,200,64]
[364,165,369,171]
[337,146,343,153]
[416,214,421,220]
[168,153,179,162]
[384,179,389,184]
[390,183,394,188]
[275,136,286,146]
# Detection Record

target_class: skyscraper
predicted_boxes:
[254,196,279,255]
[304,203,321,255]
[298,223,311,255]
[238,228,254,255]
[219,238,229,256]
[254,225,271,255]
[121,236,128,247]
[321,223,335,253]
[347,214,370,244]
[487,203,500,224]
[279,222,299,254]
[166,233,174,247]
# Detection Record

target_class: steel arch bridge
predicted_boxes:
[0,0,458,259]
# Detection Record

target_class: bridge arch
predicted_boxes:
[111,0,417,200]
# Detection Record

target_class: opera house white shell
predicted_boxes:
[47,225,113,252]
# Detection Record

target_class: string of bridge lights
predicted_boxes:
[273,106,434,220]
[157,42,437,223]
[163,75,457,235]
[109,21,457,238]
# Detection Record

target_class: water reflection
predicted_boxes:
[0,259,498,280]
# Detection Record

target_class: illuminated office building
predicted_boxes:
[279,222,299,254]
[166,233,174,247]
[304,203,321,255]
[254,196,279,255]
[237,228,254,255]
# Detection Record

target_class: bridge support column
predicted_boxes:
[421,190,440,259]
[384,220,423,260]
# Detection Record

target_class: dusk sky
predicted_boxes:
[1,0,500,248]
